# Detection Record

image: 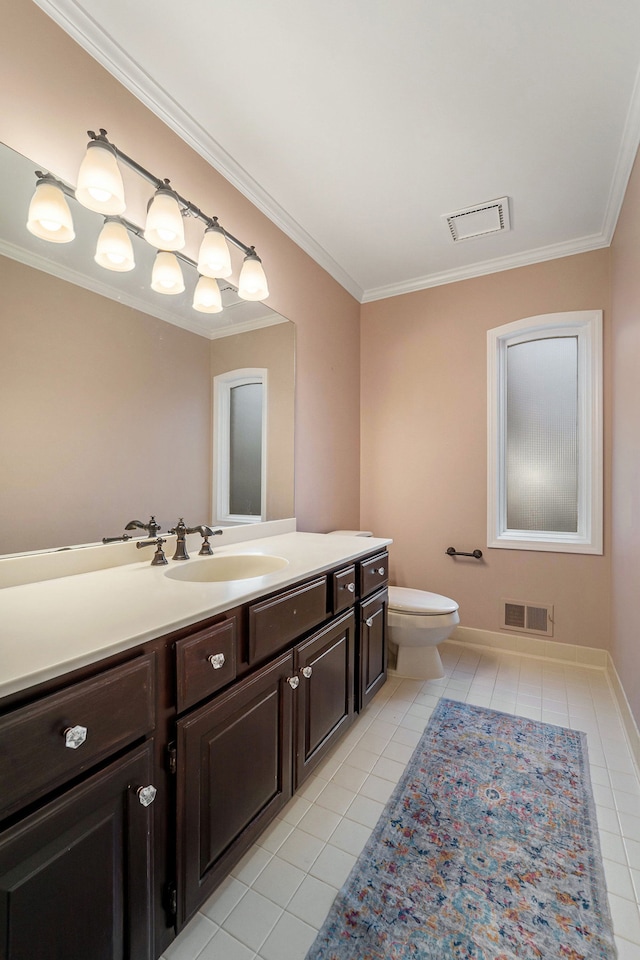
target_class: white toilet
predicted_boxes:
[328,530,460,681]
[388,586,459,680]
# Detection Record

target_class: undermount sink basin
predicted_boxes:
[164,554,289,583]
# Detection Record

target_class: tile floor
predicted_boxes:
[161,641,640,960]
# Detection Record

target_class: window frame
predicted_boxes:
[212,367,268,524]
[487,310,603,555]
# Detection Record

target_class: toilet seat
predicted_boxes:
[388,586,458,616]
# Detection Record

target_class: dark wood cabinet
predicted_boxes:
[0,654,155,821]
[359,588,388,710]
[294,609,355,787]
[0,741,155,960]
[248,576,327,665]
[355,550,389,711]
[176,651,295,925]
[0,546,389,957]
[175,615,237,712]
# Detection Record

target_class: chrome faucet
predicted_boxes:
[125,516,162,537]
[168,519,223,560]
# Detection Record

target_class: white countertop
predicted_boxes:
[0,531,391,699]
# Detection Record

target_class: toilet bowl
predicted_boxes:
[327,531,460,681]
[388,586,459,680]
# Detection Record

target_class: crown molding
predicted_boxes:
[600,63,640,242]
[32,0,364,303]
[361,233,611,303]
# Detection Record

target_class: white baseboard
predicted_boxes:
[450,625,608,667]
[606,658,640,773]
[446,625,640,774]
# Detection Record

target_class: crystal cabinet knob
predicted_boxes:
[301,666,313,679]
[345,583,355,593]
[365,617,374,628]
[287,676,300,690]
[64,725,88,749]
[208,653,225,669]
[377,567,385,576]
[137,784,157,807]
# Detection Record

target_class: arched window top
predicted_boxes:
[213,368,267,524]
[487,311,602,555]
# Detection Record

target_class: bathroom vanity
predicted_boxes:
[0,529,389,959]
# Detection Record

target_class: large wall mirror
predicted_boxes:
[0,141,295,556]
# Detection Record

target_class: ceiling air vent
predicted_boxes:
[445,197,511,242]
[502,599,553,637]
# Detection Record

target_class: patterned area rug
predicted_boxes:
[306,698,616,960]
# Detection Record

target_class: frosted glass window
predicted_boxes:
[213,367,267,523]
[487,311,602,555]
[229,382,263,516]
[506,337,578,532]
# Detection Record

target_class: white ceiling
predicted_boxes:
[35,0,640,303]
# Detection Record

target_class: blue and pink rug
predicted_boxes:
[306,698,616,960]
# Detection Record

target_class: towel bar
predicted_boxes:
[446,546,483,559]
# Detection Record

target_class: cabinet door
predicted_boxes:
[176,651,294,925]
[294,610,355,788]
[0,741,155,960]
[359,588,388,711]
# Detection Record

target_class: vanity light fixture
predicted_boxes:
[27,128,270,313]
[94,217,135,271]
[75,132,126,215]
[151,251,185,295]
[26,173,75,243]
[197,219,232,278]
[193,275,223,313]
[238,248,269,301]
[143,181,186,251]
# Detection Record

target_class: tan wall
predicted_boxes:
[209,323,295,521]
[610,151,640,722]
[361,250,611,650]
[0,255,211,553]
[0,0,361,535]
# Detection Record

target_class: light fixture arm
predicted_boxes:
[32,167,226,277]
[90,129,255,258]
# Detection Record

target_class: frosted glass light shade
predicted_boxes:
[238,251,269,301]
[197,224,232,278]
[27,180,75,243]
[193,276,223,313]
[151,251,185,294]
[95,218,135,271]
[144,187,185,250]
[75,140,126,215]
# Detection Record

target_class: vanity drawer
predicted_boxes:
[359,551,389,598]
[0,654,155,820]
[331,564,357,614]
[176,617,237,712]
[249,577,327,664]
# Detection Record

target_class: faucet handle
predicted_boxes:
[198,526,223,555]
[136,537,168,566]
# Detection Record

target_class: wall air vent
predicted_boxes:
[502,599,554,637]
[445,197,511,242]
